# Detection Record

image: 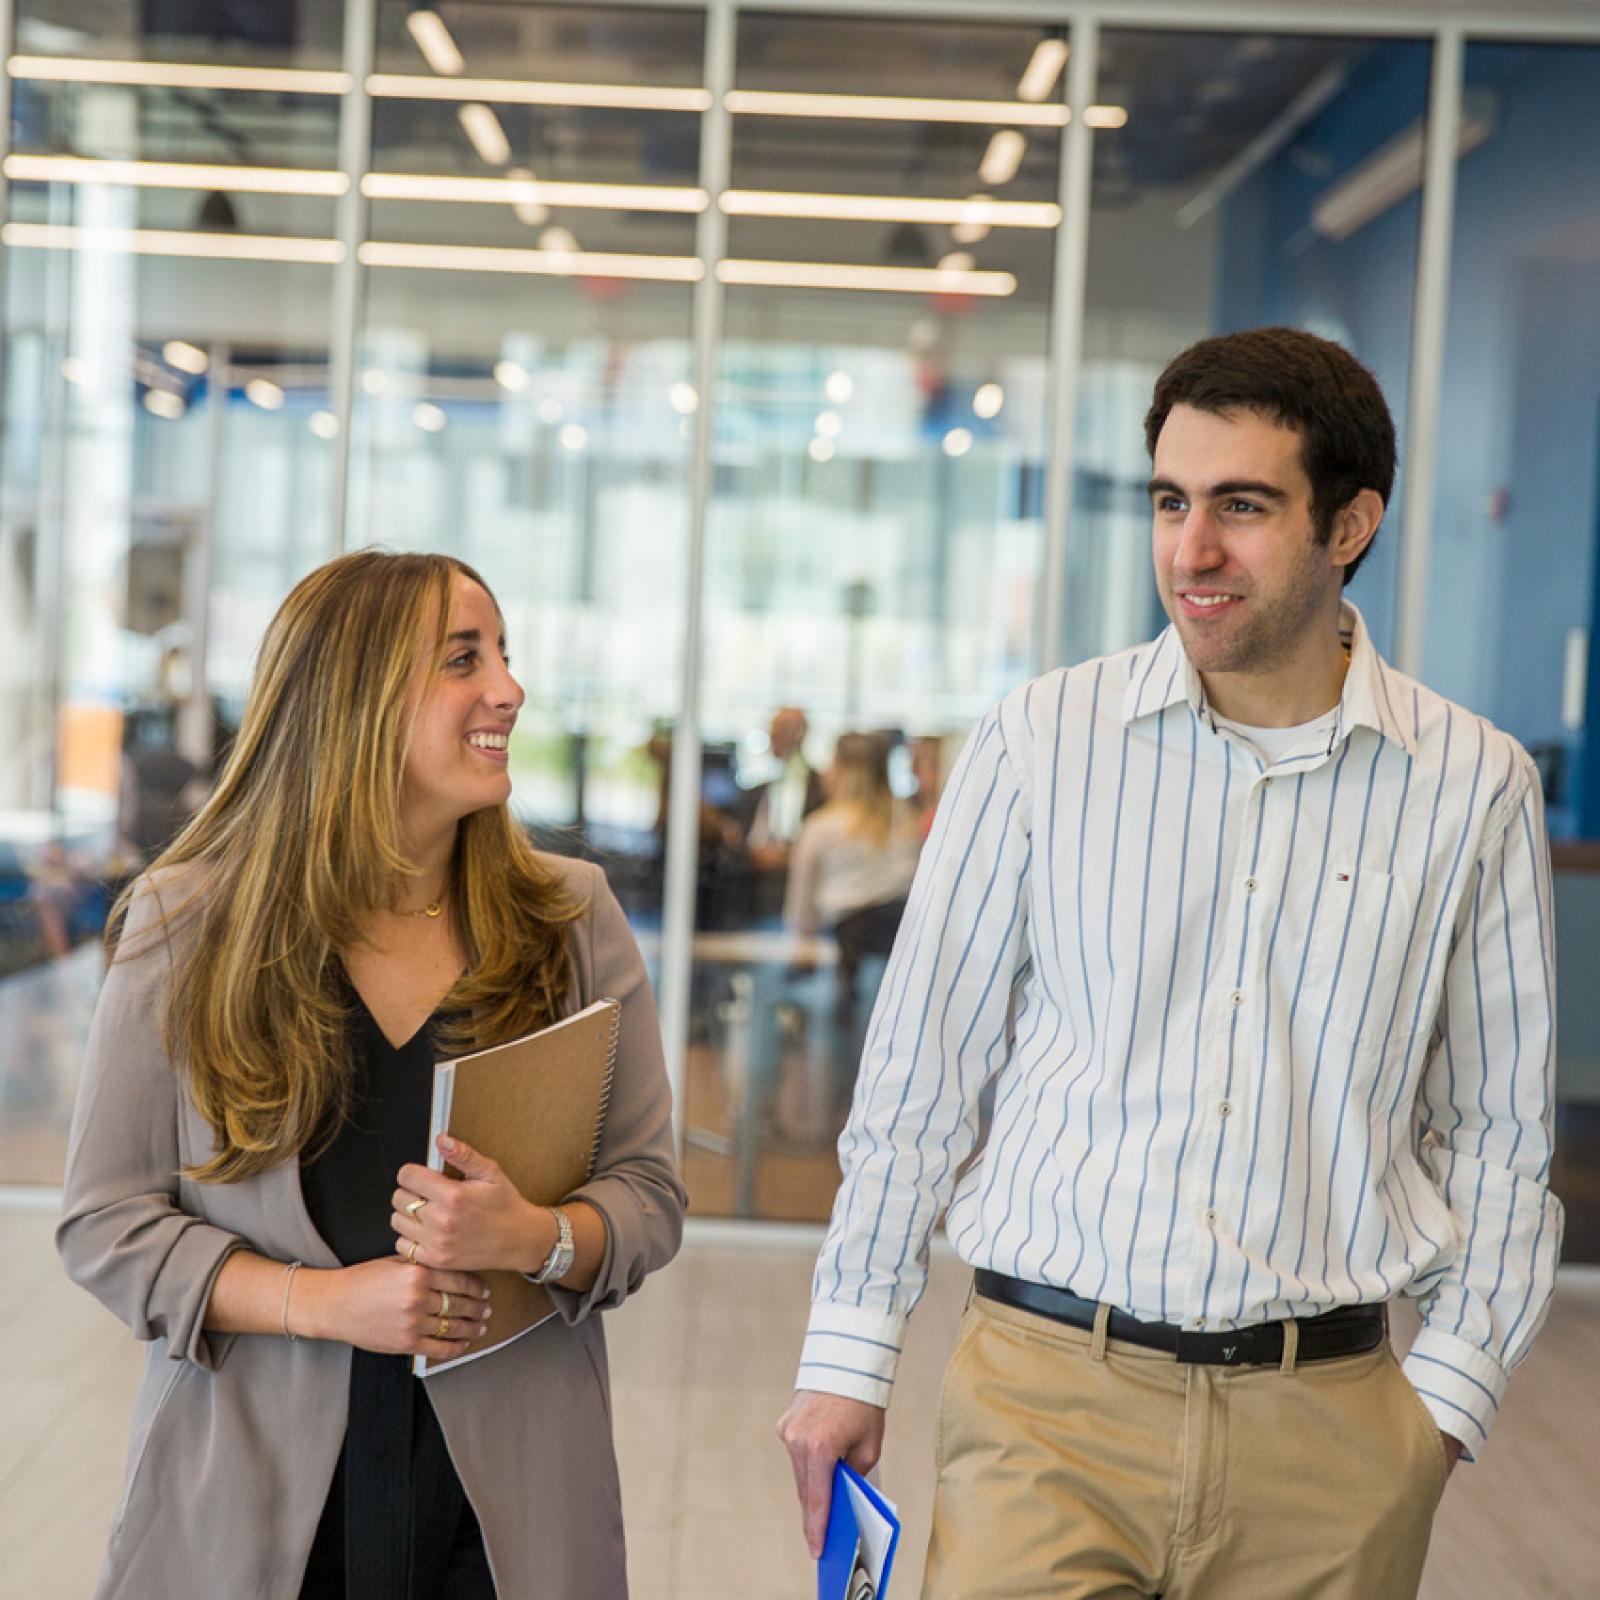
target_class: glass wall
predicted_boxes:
[353,3,704,938]
[2,4,1597,1248]
[1071,30,1430,665]
[1,1,341,1183]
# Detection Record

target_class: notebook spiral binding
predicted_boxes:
[585,997,621,1180]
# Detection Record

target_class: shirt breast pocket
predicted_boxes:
[1300,866,1422,1050]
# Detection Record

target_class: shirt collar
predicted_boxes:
[1122,599,1416,758]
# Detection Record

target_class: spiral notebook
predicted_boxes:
[413,997,619,1377]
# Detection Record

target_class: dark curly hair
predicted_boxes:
[1143,327,1396,585]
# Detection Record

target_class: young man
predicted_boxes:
[779,328,1560,1599]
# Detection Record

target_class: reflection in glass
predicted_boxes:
[682,14,1062,1221]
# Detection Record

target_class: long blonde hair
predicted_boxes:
[110,549,582,1184]
[824,732,901,846]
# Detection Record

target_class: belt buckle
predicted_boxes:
[1174,1326,1256,1365]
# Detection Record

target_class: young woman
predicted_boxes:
[782,732,922,950]
[58,550,685,1599]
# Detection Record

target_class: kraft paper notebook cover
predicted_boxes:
[414,997,619,1377]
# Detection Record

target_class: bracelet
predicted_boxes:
[281,1259,304,1342]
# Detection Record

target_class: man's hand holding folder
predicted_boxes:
[778,1391,888,1555]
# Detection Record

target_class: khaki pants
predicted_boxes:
[923,1291,1448,1600]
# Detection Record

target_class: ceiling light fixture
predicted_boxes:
[245,378,284,410]
[161,339,209,374]
[718,259,1016,297]
[6,54,350,94]
[973,382,1005,419]
[1,221,343,264]
[494,359,529,391]
[358,239,703,281]
[413,401,447,432]
[4,153,348,195]
[370,72,709,113]
[808,437,836,463]
[1084,105,1129,130]
[142,388,186,419]
[720,189,1057,227]
[362,171,706,212]
[725,89,1067,128]
[824,371,854,405]
[937,250,975,272]
[1017,38,1069,104]
[978,130,1027,187]
[943,427,974,458]
[309,410,340,438]
[458,103,512,166]
[405,10,465,77]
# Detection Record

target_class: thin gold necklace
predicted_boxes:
[399,892,447,919]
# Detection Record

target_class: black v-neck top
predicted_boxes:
[300,989,439,1268]
[296,990,493,1600]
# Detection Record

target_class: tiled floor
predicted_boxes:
[4,1208,1599,1599]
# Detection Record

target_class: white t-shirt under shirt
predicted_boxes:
[1209,706,1340,767]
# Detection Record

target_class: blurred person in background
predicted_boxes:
[737,706,825,920]
[58,550,684,1599]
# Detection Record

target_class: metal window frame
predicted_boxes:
[9,0,1599,1194]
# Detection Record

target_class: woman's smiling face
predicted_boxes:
[399,573,524,839]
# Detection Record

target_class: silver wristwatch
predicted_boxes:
[529,1206,575,1285]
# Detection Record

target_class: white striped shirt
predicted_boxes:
[800,602,1561,1461]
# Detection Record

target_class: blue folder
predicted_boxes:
[818,1460,900,1600]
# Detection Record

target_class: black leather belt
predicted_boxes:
[974,1270,1386,1367]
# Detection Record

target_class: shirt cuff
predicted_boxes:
[1401,1326,1508,1463]
[796,1301,907,1408]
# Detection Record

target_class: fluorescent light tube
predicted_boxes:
[1017,39,1068,104]
[724,89,1067,128]
[406,11,465,77]
[458,103,512,166]
[359,240,703,281]
[1,221,344,263]
[362,172,706,212]
[720,190,1057,227]
[717,259,1016,297]
[7,54,349,94]
[1311,99,1494,240]
[4,153,348,195]
[162,339,209,373]
[978,129,1027,186]
[370,72,710,113]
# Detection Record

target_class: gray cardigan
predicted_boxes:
[57,855,686,1599]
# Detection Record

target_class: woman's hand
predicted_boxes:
[297,1256,492,1358]
[391,1135,554,1276]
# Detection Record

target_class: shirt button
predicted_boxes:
[1194,1318,1207,1330]
[1204,1208,1219,1227]
[1230,989,1245,1008]
[1244,876,1259,894]
[1261,776,1273,789]
[1218,1102,1232,1118]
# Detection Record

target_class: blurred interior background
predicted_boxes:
[1,0,1597,1255]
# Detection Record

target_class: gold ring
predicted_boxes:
[439,1291,451,1318]
[406,1197,427,1221]
[407,1240,420,1264]
[436,1315,450,1339]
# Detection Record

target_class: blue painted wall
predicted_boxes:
[1217,40,1600,827]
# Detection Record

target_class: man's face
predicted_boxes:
[1149,404,1344,679]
